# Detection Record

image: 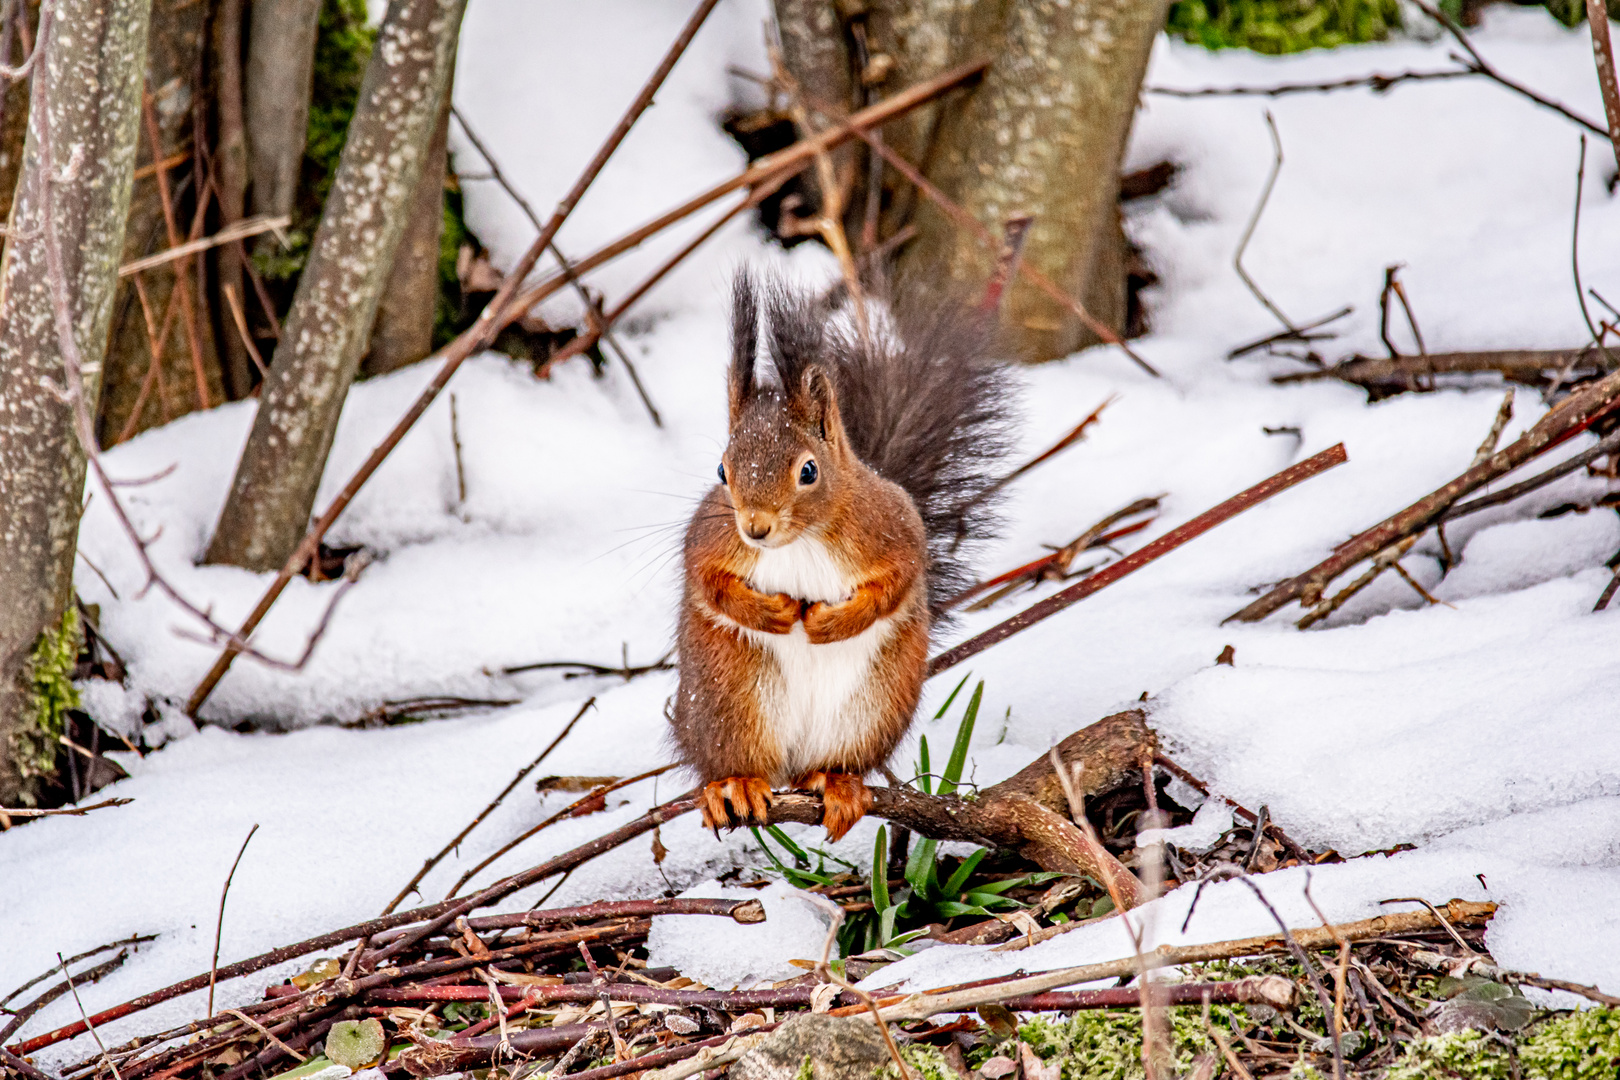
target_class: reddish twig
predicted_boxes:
[930,444,1349,673]
[1229,371,1620,622]
[379,698,594,915]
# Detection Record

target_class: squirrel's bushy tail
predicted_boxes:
[752,275,1016,620]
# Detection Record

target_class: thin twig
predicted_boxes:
[1147,68,1473,98]
[1410,0,1608,140]
[449,105,660,426]
[221,283,266,378]
[1234,113,1298,337]
[445,763,677,899]
[380,698,593,915]
[58,955,120,1080]
[0,797,131,819]
[1471,390,1515,467]
[117,215,287,277]
[223,1010,304,1064]
[208,825,259,1017]
[930,444,1348,673]
[448,393,467,508]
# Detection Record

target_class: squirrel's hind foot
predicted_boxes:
[700,776,774,833]
[794,771,872,843]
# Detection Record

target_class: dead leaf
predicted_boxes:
[978,1055,1017,1079]
[651,826,668,865]
[1018,1042,1059,1080]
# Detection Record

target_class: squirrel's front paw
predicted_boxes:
[803,599,870,643]
[700,776,774,832]
[751,591,800,634]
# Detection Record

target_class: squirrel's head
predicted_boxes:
[717,276,852,549]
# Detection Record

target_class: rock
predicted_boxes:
[728,1015,891,1079]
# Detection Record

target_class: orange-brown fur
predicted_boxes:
[670,276,1007,843]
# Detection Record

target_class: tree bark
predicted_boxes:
[362,82,448,377]
[894,0,1170,361]
[0,1,40,226]
[215,0,255,399]
[0,0,153,805]
[98,0,226,444]
[205,0,465,571]
[245,0,322,221]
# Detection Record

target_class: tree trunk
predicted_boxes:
[215,0,255,399]
[894,0,1170,360]
[0,0,153,805]
[204,0,465,571]
[98,0,226,444]
[362,83,448,377]
[0,1,41,226]
[245,0,322,221]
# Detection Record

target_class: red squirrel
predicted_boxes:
[669,275,1011,842]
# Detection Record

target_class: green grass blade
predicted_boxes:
[942,847,988,898]
[933,673,972,719]
[916,735,932,795]
[870,825,891,913]
[765,824,812,868]
[939,681,984,796]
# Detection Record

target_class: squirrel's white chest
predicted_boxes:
[744,534,892,781]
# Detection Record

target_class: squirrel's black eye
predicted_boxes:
[799,459,818,486]
[717,462,727,485]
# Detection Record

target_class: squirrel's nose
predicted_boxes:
[745,521,771,540]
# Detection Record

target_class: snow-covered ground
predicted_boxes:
[8,1,1620,1063]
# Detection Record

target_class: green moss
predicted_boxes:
[435,184,472,348]
[877,1044,964,1080]
[1520,1007,1620,1079]
[794,1053,814,1080]
[988,1010,1217,1080]
[1166,0,1402,54]
[1384,1009,1620,1080]
[11,605,81,804]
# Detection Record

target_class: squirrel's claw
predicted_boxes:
[700,777,774,832]
[795,770,872,843]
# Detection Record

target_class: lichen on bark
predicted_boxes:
[0,0,152,806]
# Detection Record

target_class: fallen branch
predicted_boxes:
[932,443,1349,673]
[865,901,1497,1025]
[1229,371,1620,622]
[1273,347,1609,395]
[1147,69,1473,98]
[831,977,1297,1017]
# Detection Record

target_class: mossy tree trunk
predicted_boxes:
[775,0,1168,361]
[0,0,153,806]
[205,0,465,571]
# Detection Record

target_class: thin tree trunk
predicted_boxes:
[245,0,321,221]
[98,0,226,443]
[895,0,1170,360]
[215,0,254,399]
[205,0,465,571]
[362,82,448,377]
[0,0,153,805]
[0,1,40,225]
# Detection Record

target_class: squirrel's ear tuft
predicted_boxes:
[728,274,758,422]
[796,364,847,448]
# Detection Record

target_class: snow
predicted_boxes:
[646,880,834,989]
[7,3,1620,1063]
